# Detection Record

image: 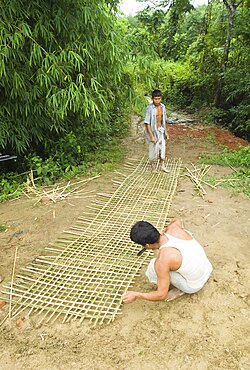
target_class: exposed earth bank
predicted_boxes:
[0,113,249,370]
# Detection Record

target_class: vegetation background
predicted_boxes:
[0,0,249,197]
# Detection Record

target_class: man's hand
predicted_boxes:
[122,291,139,303]
[151,137,157,144]
[166,132,170,140]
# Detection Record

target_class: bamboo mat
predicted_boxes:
[1,158,182,326]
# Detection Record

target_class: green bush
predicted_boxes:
[200,145,250,167]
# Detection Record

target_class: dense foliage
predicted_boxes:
[0,0,131,162]
[125,0,250,140]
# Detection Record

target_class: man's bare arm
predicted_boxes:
[145,123,156,143]
[123,259,170,303]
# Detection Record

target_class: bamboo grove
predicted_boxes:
[0,0,249,178]
[0,0,131,163]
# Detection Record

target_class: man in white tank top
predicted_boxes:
[123,219,213,304]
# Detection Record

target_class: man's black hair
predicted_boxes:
[151,89,162,98]
[130,221,160,245]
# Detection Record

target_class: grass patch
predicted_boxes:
[0,224,8,232]
[205,170,250,197]
[204,133,218,145]
[200,145,250,167]
[200,145,250,196]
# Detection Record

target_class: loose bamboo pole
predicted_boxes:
[9,245,18,318]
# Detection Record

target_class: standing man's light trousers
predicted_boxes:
[148,126,166,161]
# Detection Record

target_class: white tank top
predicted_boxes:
[160,232,213,290]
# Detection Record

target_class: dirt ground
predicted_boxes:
[0,113,249,370]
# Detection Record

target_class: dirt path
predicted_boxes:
[0,114,249,370]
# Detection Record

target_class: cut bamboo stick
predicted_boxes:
[9,246,18,318]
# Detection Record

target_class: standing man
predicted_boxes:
[144,89,169,172]
[123,219,213,304]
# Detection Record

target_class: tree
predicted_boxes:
[214,0,243,107]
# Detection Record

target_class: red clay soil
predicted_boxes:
[168,125,249,150]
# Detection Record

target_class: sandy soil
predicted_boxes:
[0,114,249,370]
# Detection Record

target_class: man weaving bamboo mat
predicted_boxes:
[0,158,182,326]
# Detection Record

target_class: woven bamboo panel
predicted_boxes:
[1,158,182,326]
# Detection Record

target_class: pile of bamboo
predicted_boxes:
[24,170,99,205]
[185,163,216,198]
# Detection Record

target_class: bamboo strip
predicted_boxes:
[2,290,121,315]
[16,270,137,285]
[9,246,18,318]
[185,166,207,196]
[4,281,123,298]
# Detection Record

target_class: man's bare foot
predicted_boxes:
[166,288,185,302]
[150,163,159,173]
[161,165,170,173]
